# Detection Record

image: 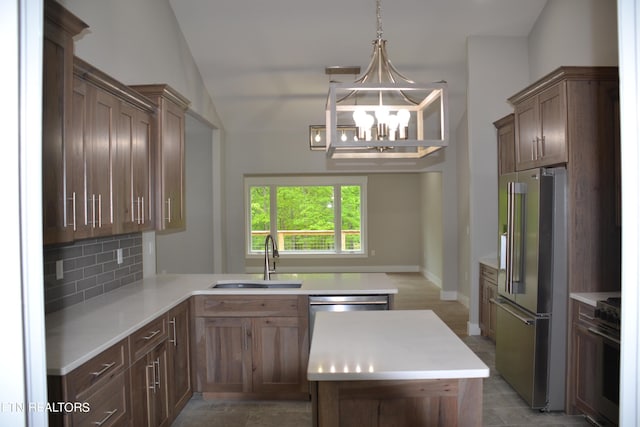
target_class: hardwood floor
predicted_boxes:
[172,273,590,427]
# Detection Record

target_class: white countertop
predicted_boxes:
[570,291,621,307]
[45,273,397,375]
[307,310,490,381]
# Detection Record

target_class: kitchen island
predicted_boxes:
[307,310,489,427]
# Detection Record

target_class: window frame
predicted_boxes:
[244,175,368,258]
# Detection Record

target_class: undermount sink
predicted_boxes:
[211,279,302,289]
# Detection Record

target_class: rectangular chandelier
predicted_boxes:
[324,81,449,159]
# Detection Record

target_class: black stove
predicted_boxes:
[595,296,621,331]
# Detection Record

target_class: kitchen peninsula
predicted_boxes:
[307,310,489,427]
[45,273,397,426]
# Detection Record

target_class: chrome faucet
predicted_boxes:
[264,234,279,280]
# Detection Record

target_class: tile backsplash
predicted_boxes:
[43,233,143,314]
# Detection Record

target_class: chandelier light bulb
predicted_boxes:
[341,131,348,142]
[388,114,399,141]
[314,131,322,143]
[363,113,374,140]
[397,109,410,139]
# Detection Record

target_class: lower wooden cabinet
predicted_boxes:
[47,339,130,427]
[479,262,498,341]
[130,341,170,427]
[166,301,192,418]
[192,295,310,399]
[568,300,599,418]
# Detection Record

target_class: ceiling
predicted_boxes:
[168,0,548,134]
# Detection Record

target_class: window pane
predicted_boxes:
[249,186,270,251]
[277,186,335,252]
[341,185,361,251]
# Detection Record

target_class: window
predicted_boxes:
[245,176,367,256]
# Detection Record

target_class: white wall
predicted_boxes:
[420,173,443,286]
[156,114,215,273]
[60,0,222,128]
[465,36,531,333]
[529,0,619,81]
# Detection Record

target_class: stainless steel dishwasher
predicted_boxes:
[308,295,389,339]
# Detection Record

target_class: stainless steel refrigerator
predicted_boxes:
[495,167,567,411]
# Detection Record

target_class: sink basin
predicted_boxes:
[211,279,302,289]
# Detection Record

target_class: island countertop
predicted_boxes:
[307,310,489,381]
[46,272,397,375]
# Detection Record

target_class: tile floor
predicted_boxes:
[172,273,592,426]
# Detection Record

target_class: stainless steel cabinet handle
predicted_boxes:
[539,135,545,158]
[492,298,534,325]
[92,409,117,426]
[309,300,388,306]
[169,318,177,346]
[587,327,621,345]
[165,197,172,223]
[142,329,160,340]
[67,192,77,231]
[154,358,160,389]
[134,197,139,224]
[90,362,116,377]
[91,194,96,228]
[147,363,156,392]
[98,194,102,228]
[141,196,145,224]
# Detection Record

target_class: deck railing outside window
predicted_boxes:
[251,230,361,252]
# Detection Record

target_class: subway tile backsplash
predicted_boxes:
[43,233,143,314]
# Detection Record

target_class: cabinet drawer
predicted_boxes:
[480,264,498,284]
[130,316,167,361]
[574,301,597,327]
[194,295,302,317]
[72,371,129,427]
[66,339,128,399]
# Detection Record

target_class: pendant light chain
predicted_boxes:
[376,0,383,40]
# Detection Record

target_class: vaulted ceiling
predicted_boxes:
[169,0,548,134]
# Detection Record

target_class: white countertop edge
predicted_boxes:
[570,291,621,307]
[308,368,490,381]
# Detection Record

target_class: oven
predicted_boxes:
[589,297,621,425]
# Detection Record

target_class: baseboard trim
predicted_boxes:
[245,265,421,274]
[467,322,482,336]
[440,290,458,301]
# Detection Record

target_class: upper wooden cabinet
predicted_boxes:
[493,113,515,175]
[509,67,618,172]
[69,58,157,240]
[512,83,567,169]
[42,0,87,245]
[129,85,190,232]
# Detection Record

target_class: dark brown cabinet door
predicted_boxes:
[130,341,169,427]
[573,323,599,416]
[494,114,515,175]
[537,84,567,165]
[86,87,116,237]
[160,99,186,230]
[514,83,567,170]
[129,84,190,232]
[167,301,192,417]
[116,102,153,234]
[42,0,87,245]
[514,96,539,170]
[252,316,308,395]
[69,78,116,239]
[194,317,252,393]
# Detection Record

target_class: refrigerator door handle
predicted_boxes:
[506,181,526,295]
[492,298,535,326]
